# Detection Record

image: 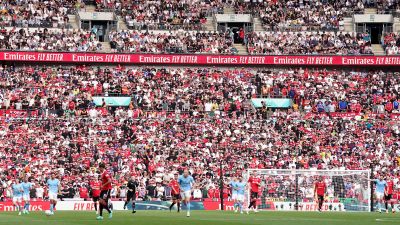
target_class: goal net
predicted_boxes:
[245,169,371,212]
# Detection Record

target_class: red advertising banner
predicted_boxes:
[0,110,39,117]
[305,112,399,119]
[203,201,235,210]
[391,113,400,119]
[0,201,50,211]
[6,109,39,117]
[2,51,400,66]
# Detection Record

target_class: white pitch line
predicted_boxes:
[376,218,399,222]
[197,217,348,222]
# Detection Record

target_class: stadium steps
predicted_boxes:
[101,42,112,52]
[118,18,128,30]
[85,5,97,12]
[205,16,216,31]
[224,7,235,14]
[394,18,400,32]
[343,17,354,32]
[233,43,248,55]
[372,44,385,55]
[253,17,264,32]
[68,15,80,29]
[364,8,377,14]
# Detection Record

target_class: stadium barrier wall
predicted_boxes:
[0,110,39,117]
[304,112,400,119]
[0,201,233,211]
[1,201,399,212]
[55,200,237,211]
[264,202,345,211]
[0,201,50,211]
[1,110,400,119]
[0,109,108,118]
[2,51,400,66]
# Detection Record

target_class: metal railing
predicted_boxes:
[0,21,72,29]
[125,22,206,31]
[4,105,400,122]
[258,22,343,32]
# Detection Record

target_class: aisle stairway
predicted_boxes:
[364,8,377,14]
[68,15,79,29]
[233,43,248,55]
[372,44,385,55]
[101,42,112,52]
[224,7,235,14]
[253,17,264,32]
[205,16,215,31]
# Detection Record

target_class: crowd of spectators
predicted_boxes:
[0,65,399,201]
[95,0,222,30]
[383,32,400,55]
[240,0,364,31]
[375,0,400,13]
[0,28,102,52]
[92,0,368,31]
[246,31,373,55]
[108,30,237,54]
[0,27,378,55]
[108,30,376,55]
[2,0,399,33]
[0,0,85,28]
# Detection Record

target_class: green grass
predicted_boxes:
[0,211,399,225]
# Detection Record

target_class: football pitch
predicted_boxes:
[0,211,399,225]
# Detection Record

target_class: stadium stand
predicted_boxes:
[0,0,400,205]
[246,31,373,55]
[383,32,400,54]
[0,65,399,201]
[0,28,102,52]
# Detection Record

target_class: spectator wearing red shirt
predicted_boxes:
[79,186,88,199]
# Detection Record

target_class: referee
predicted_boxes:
[123,175,138,213]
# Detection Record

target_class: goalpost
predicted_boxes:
[245,169,371,212]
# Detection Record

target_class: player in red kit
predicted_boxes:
[384,176,395,213]
[169,174,181,212]
[97,163,112,220]
[247,173,261,214]
[314,176,326,212]
[90,176,101,214]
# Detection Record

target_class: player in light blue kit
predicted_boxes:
[229,177,239,213]
[47,173,61,215]
[21,177,32,214]
[369,175,387,212]
[236,178,247,214]
[12,179,23,216]
[178,169,195,217]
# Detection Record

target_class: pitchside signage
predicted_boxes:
[2,51,400,66]
[4,200,398,212]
